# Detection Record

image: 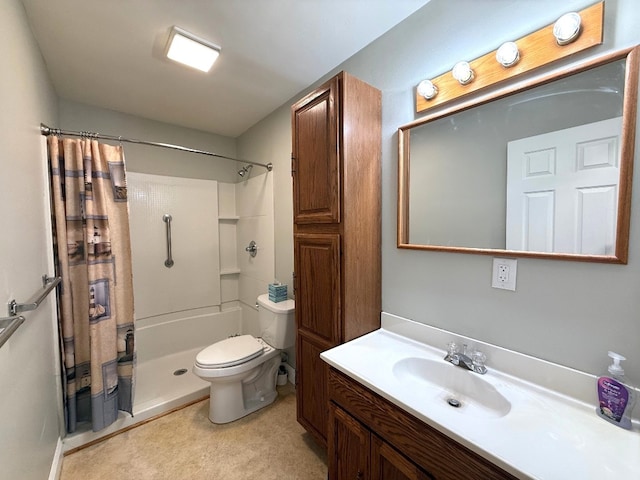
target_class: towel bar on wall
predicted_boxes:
[0,315,26,349]
[1,274,61,348]
[8,274,61,316]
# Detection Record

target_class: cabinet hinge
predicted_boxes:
[291,154,296,176]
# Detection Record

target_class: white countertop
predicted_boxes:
[320,313,640,480]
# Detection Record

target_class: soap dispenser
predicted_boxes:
[596,352,636,429]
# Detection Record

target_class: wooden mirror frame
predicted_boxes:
[398,46,639,264]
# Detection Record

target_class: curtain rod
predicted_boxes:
[40,124,273,171]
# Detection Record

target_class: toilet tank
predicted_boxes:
[257,294,295,349]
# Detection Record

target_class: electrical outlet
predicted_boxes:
[492,258,517,291]
[497,264,509,283]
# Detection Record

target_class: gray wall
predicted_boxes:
[239,0,640,387]
[0,1,62,478]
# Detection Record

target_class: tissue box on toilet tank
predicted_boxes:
[268,283,288,302]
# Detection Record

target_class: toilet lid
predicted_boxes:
[195,335,265,368]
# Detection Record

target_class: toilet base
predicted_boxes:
[208,355,280,424]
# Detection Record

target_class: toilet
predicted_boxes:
[193,294,295,424]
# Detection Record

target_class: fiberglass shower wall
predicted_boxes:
[127,171,275,352]
[128,174,222,317]
[234,172,276,335]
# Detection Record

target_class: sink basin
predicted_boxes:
[393,357,511,418]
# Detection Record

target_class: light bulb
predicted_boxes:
[553,12,582,46]
[417,79,438,100]
[496,42,520,67]
[452,61,474,85]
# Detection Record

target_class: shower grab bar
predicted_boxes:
[8,274,62,316]
[163,214,174,268]
[2,274,61,348]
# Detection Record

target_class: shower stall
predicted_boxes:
[63,168,275,450]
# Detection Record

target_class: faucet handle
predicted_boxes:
[447,342,459,356]
[472,351,487,372]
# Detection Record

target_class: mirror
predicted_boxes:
[398,46,639,263]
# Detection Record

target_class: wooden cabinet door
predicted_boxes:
[294,233,341,344]
[297,334,331,446]
[371,435,434,480]
[292,77,340,224]
[329,404,370,480]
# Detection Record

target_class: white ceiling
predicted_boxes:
[21,0,431,138]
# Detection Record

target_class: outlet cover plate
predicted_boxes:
[492,258,517,291]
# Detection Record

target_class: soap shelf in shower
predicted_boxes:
[220,268,241,276]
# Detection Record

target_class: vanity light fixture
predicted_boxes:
[416,79,438,100]
[165,26,221,72]
[452,61,474,85]
[415,2,603,114]
[496,42,520,67]
[553,12,582,45]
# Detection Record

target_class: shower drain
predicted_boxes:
[173,368,188,376]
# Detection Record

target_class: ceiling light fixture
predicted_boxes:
[165,26,221,73]
[496,42,520,67]
[452,61,474,85]
[553,12,582,46]
[417,79,438,100]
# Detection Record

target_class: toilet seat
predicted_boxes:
[195,335,265,368]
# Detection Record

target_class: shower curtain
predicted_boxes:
[48,136,135,433]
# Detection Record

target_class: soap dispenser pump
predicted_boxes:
[596,351,636,429]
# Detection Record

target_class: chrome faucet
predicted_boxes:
[444,342,487,374]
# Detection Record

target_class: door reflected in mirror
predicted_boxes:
[398,46,639,263]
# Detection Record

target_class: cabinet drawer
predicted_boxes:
[328,368,517,480]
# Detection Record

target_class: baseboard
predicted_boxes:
[48,437,64,480]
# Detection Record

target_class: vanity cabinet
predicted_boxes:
[291,71,381,447]
[328,368,519,480]
[330,403,433,480]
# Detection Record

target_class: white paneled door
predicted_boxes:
[506,117,622,254]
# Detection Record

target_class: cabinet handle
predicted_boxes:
[356,470,363,480]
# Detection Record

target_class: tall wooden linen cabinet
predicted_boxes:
[291,71,382,447]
